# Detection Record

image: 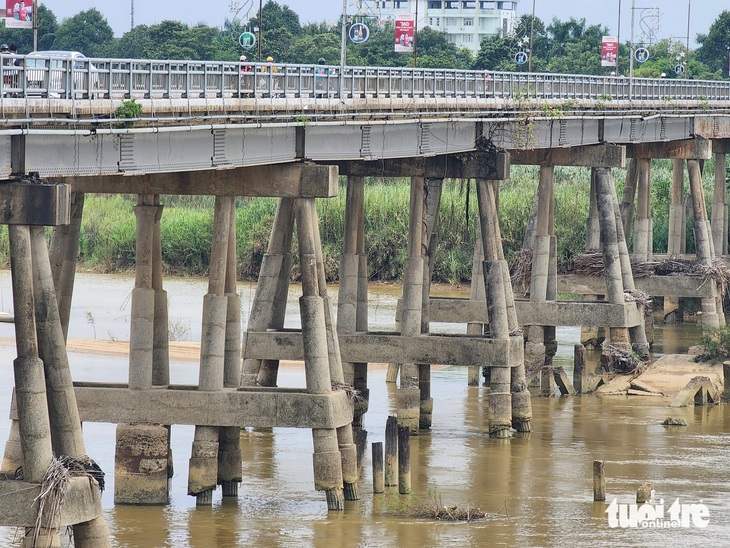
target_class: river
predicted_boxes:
[0,272,726,547]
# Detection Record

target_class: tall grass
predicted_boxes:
[0,160,716,284]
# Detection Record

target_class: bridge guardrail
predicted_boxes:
[0,53,728,103]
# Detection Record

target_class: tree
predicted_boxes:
[52,9,113,57]
[695,10,730,76]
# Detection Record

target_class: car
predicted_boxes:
[25,50,100,98]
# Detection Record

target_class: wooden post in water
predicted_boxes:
[384,415,398,486]
[397,426,411,495]
[372,442,384,494]
[219,203,243,497]
[188,196,232,505]
[296,198,345,511]
[593,460,606,501]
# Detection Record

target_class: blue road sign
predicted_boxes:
[515,51,528,65]
[349,23,370,44]
[635,47,649,63]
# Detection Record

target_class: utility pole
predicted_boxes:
[131,0,135,30]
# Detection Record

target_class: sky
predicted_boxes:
[42,1,724,48]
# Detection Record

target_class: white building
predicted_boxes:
[358,0,518,54]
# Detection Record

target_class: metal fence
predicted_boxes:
[1,53,729,103]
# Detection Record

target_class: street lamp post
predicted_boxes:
[685,0,691,78]
[528,0,536,72]
[257,0,262,62]
[629,0,635,99]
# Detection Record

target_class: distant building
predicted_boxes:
[357,0,518,55]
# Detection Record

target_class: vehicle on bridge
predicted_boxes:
[25,50,99,98]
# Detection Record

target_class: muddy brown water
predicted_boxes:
[0,273,727,547]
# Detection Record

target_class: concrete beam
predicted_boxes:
[712,139,730,154]
[0,179,71,226]
[243,331,523,367]
[59,163,339,197]
[694,117,730,140]
[334,151,510,180]
[423,297,642,327]
[556,274,715,298]
[40,385,354,429]
[0,476,102,528]
[509,144,626,167]
[626,137,711,159]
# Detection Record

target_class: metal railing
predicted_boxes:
[1,53,729,104]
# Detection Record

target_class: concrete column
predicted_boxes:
[582,171,604,349]
[467,219,487,385]
[665,159,686,322]
[48,191,84,340]
[129,197,157,390]
[620,158,638,241]
[219,203,242,497]
[633,158,652,261]
[607,170,651,358]
[586,170,601,250]
[189,196,232,505]
[398,177,426,434]
[151,198,169,387]
[240,198,294,387]
[296,198,344,511]
[688,160,721,329]
[476,179,512,438]
[418,177,442,430]
[712,152,728,256]
[338,176,369,428]
[595,168,632,358]
[9,224,58,547]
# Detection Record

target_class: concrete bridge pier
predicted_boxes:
[711,143,729,257]
[664,159,687,322]
[595,168,634,365]
[418,177,443,429]
[397,177,427,435]
[188,196,233,506]
[309,199,359,501]
[240,198,295,388]
[467,221,487,386]
[0,177,109,546]
[295,198,347,510]
[337,176,369,429]
[48,191,84,340]
[219,203,243,497]
[115,195,170,506]
[581,170,605,349]
[688,160,723,328]
[476,178,523,437]
[525,166,555,397]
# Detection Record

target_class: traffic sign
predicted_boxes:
[515,51,528,65]
[349,23,370,44]
[675,64,685,75]
[635,47,649,63]
[239,32,256,48]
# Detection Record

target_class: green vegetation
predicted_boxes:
[0,3,727,78]
[116,98,142,127]
[0,161,716,284]
[700,324,730,362]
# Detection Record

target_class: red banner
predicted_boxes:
[394,15,414,53]
[5,0,33,29]
[601,36,618,67]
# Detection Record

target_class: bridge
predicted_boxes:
[1,54,729,545]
